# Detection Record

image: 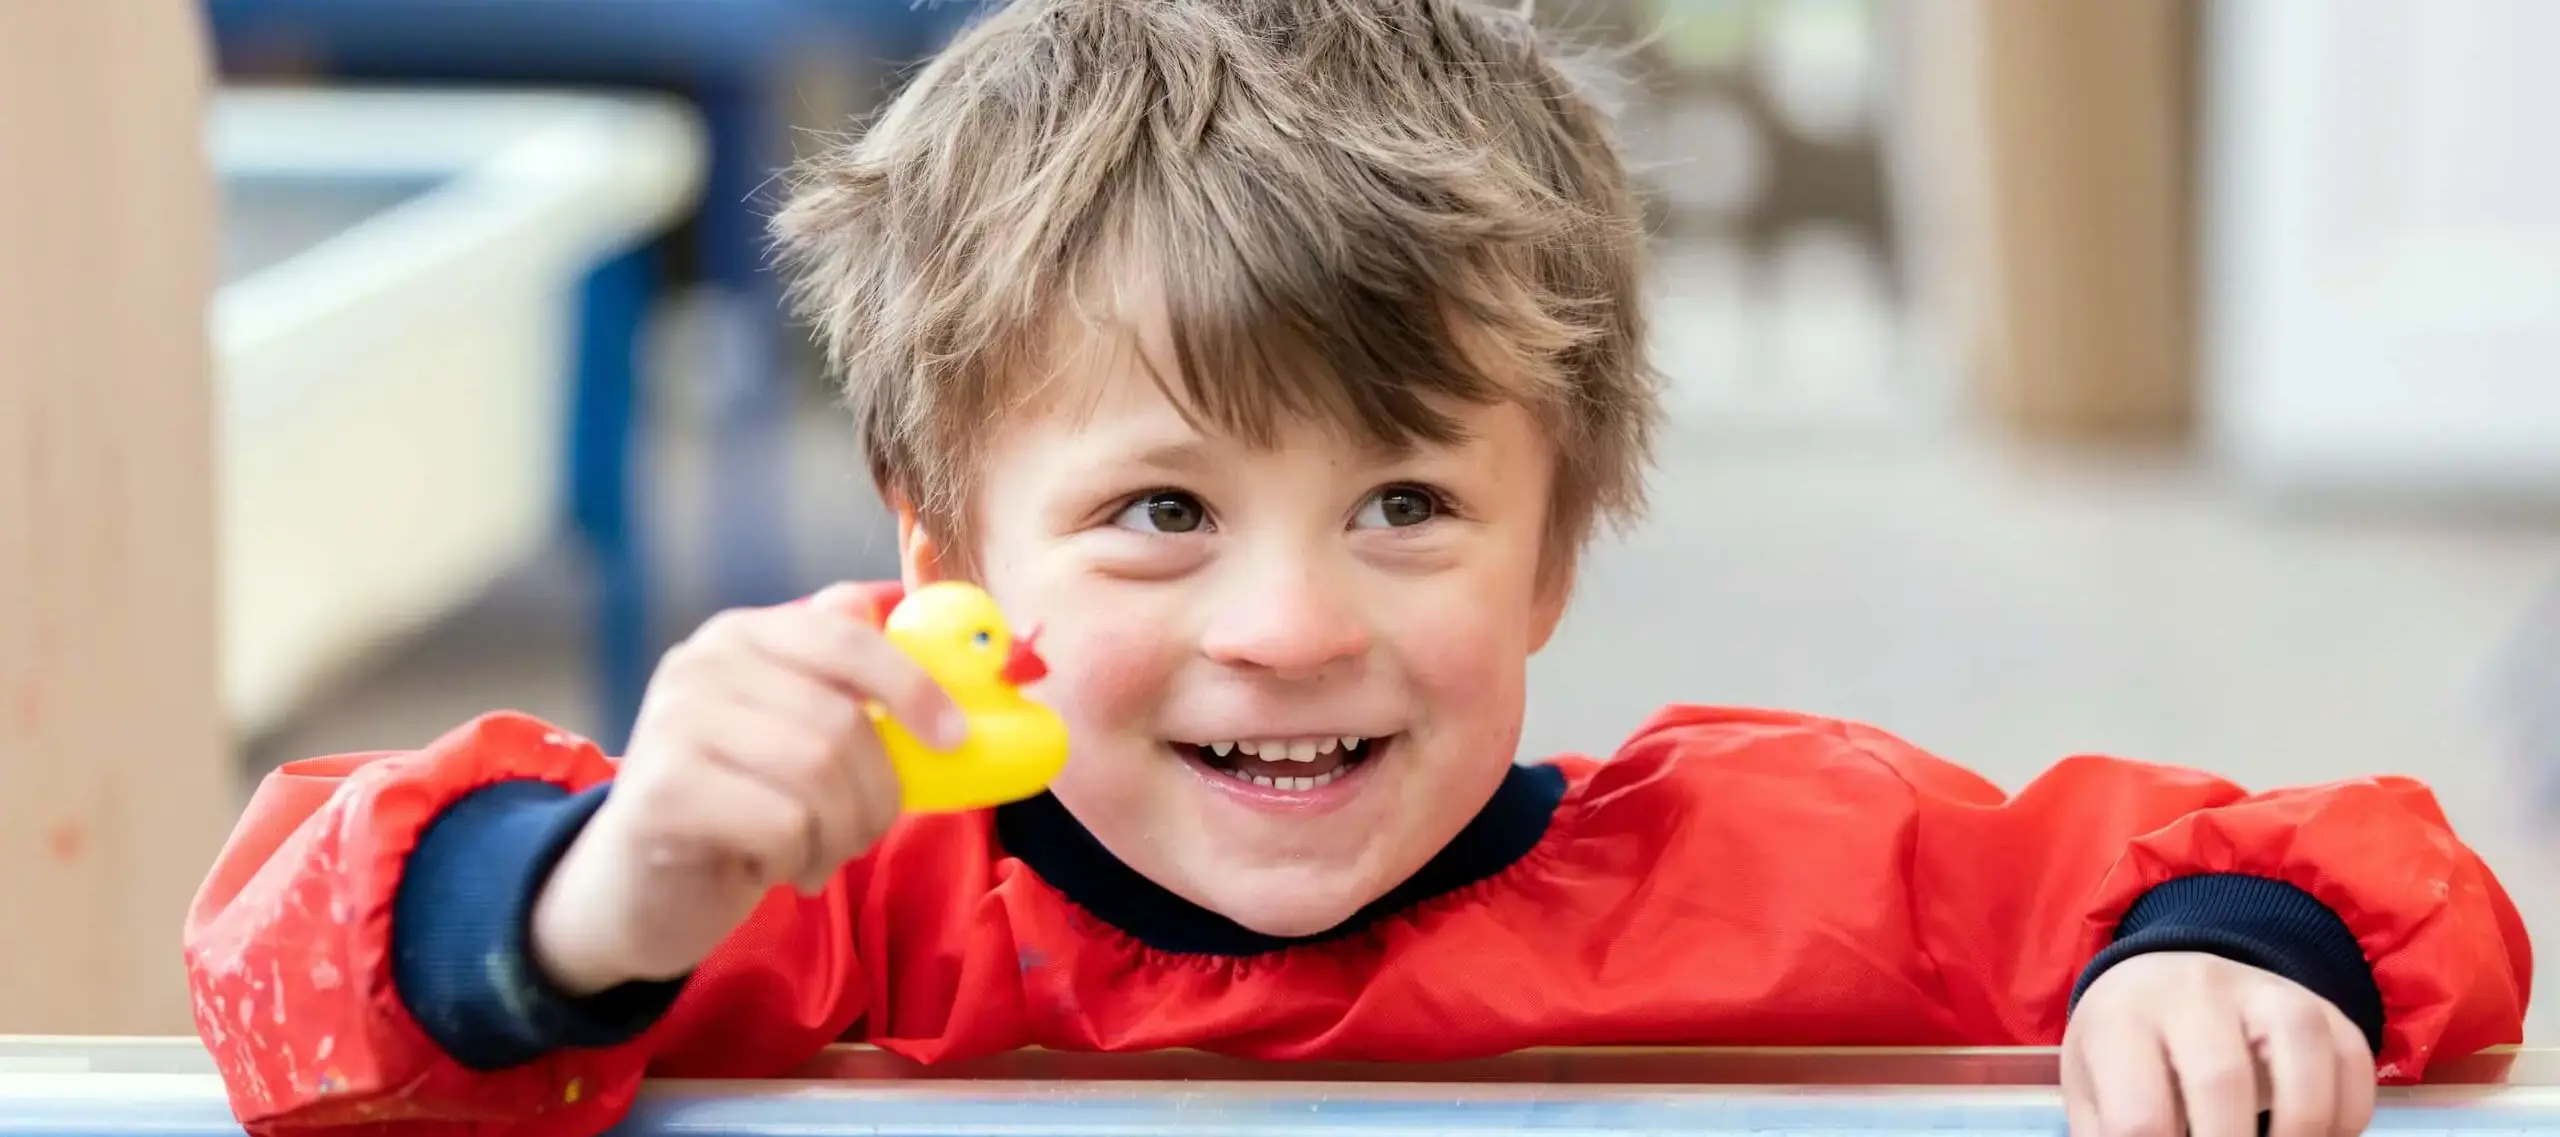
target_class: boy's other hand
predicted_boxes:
[2063,952,2376,1137]
[528,584,961,996]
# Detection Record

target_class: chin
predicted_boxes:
[1184,860,1392,940]
[1220,895,1371,940]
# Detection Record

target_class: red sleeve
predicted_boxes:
[1618,708,2529,1082]
[181,712,869,1137]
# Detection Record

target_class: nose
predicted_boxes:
[1198,564,1371,681]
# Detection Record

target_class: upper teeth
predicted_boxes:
[1208,737,1365,762]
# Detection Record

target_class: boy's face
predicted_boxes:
[911,316,1570,939]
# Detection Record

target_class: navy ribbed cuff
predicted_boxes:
[390,779,683,1070]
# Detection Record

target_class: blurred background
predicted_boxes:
[3,0,2555,1039]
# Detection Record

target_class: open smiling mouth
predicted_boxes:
[1176,735,1394,792]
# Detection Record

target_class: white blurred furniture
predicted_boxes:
[2204,0,2560,504]
[213,88,703,737]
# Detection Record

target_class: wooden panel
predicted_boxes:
[1974,0,2199,437]
[0,3,231,1033]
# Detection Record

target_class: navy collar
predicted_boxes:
[992,763,1568,956]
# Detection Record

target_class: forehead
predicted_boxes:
[999,296,1475,462]
[992,259,1545,458]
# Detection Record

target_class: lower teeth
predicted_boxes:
[1220,766,1347,791]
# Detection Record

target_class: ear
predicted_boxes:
[895,505,948,590]
[1528,557,1576,654]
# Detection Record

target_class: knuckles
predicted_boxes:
[2181,1048,2257,1101]
[2264,991,2337,1040]
[762,729,847,788]
[664,612,741,667]
[803,689,868,743]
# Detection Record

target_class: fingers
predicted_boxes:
[2073,955,2376,1137]
[706,600,965,749]
[719,666,904,870]
[706,651,866,740]
[2080,1015,2181,1137]
[2252,991,2340,1137]
[2062,1044,2105,1137]
[614,586,953,898]
[620,741,814,890]
[2328,1004,2378,1135]
[683,693,867,893]
[639,622,913,889]
[2162,1004,2263,1137]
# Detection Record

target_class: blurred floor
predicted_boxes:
[244,248,2560,1042]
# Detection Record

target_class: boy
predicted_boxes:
[184,2,2531,1136]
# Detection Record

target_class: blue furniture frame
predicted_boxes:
[569,246,660,752]
[203,0,980,749]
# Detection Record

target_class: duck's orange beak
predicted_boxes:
[1000,626,1049,686]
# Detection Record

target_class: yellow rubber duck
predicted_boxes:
[868,581,1070,812]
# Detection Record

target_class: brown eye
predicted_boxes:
[1115,490,1208,534]
[1356,486,1440,529]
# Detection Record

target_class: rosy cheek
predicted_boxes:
[1043,620,1182,807]
[1042,618,1177,732]
[1390,583,1527,694]
[1411,631,1509,708]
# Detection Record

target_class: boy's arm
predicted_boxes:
[184,712,867,1137]
[1838,719,2530,1081]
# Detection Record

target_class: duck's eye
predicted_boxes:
[972,630,992,648]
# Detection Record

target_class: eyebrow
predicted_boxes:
[1122,437,1223,473]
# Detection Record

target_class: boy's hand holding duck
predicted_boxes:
[531,582,1055,997]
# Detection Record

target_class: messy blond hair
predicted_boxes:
[774,0,1658,564]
